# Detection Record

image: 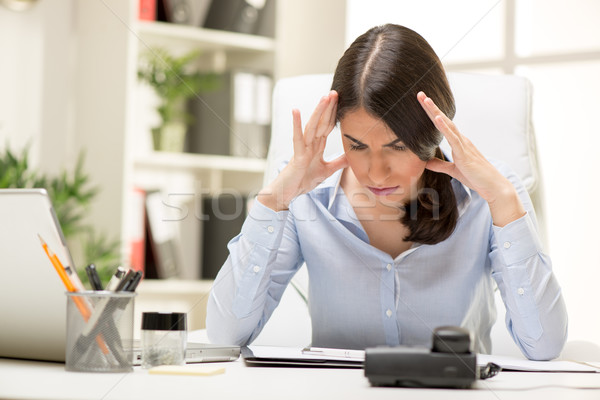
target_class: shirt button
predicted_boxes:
[386,309,393,318]
[503,241,511,249]
[386,263,392,271]
[253,265,261,273]
[267,226,274,233]
[517,288,525,295]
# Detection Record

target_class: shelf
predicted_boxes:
[134,152,267,174]
[135,21,276,53]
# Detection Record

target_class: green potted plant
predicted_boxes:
[137,48,219,152]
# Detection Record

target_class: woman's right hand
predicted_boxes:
[257,90,348,211]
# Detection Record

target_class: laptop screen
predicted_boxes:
[0,189,72,362]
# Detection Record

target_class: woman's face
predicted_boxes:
[340,107,427,204]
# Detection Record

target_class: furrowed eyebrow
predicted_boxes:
[344,134,405,147]
[384,138,405,147]
[343,134,364,145]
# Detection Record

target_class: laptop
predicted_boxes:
[0,189,239,363]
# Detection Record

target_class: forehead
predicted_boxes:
[339,108,397,143]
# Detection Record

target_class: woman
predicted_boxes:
[207,24,567,360]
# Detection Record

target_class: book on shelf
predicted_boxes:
[128,187,147,273]
[145,190,183,279]
[138,0,156,21]
[144,190,202,279]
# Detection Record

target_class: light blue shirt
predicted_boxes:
[207,161,567,360]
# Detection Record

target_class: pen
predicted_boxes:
[85,264,104,291]
[115,269,135,292]
[123,271,143,292]
[39,234,110,355]
[76,267,137,367]
[80,266,134,339]
[106,266,127,291]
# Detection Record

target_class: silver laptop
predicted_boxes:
[0,189,239,363]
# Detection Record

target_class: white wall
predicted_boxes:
[274,0,347,79]
[0,0,77,174]
[0,3,44,164]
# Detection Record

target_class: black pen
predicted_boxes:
[115,269,135,292]
[123,271,143,292]
[85,264,103,291]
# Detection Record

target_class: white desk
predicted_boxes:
[1,357,600,400]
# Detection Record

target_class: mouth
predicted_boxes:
[367,186,400,197]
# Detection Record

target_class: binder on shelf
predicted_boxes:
[158,0,212,26]
[203,0,272,36]
[186,70,272,159]
[201,193,247,279]
[128,187,147,273]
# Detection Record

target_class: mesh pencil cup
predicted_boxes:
[141,312,187,368]
[65,291,136,372]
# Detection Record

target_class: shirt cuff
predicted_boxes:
[492,212,543,265]
[240,198,290,250]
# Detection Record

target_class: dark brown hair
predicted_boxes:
[332,24,458,244]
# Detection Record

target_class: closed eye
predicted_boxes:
[389,144,406,151]
[344,134,367,151]
[349,143,367,151]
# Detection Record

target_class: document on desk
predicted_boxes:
[478,354,600,373]
[243,346,364,368]
[244,346,600,372]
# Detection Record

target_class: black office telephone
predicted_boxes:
[364,326,500,388]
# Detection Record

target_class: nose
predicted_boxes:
[367,155,390,185]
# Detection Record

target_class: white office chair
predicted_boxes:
[252,72,542,357]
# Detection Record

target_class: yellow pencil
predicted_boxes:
[38,234,109,354]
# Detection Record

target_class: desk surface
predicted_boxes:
[1,358,600,400]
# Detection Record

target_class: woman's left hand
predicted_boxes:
[417,91,525,226]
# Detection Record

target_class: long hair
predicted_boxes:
[332,24,458,244]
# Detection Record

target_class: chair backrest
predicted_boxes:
[266,71,539,194]
[255,72,542,352]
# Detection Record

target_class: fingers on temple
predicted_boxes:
[317,91,338,138]
[418,91,457,131]
[418,91,463,149]
[417,91,436,122]
[435,115,462,151]
[304,95,331,142]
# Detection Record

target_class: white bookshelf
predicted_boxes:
[73,0,346,280]
[134,152,267,174]
[135,21,276,53]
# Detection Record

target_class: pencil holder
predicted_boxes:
[65,291,136,373]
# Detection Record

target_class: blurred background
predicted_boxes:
[0,0,598,342]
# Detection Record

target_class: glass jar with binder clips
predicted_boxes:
[141,312,187,368]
